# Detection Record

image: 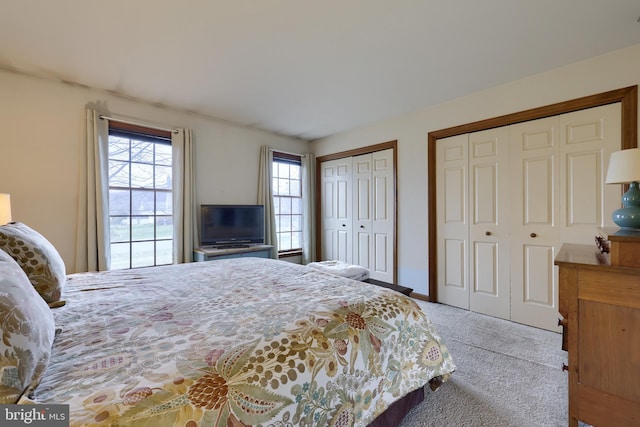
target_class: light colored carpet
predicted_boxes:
[398,301,568,427]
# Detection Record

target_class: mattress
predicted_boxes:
[22,258,455,426]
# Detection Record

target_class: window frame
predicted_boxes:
[107,121,174,269]
[272,151,303,257]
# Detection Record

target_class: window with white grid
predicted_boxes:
[107,124,173,269]
[272,153,302,253]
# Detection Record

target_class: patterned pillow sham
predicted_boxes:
[0,222,66,303]
[0,249,56,403]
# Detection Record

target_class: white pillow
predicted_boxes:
[0,249,56,403]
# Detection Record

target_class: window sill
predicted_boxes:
[278,250,302,258]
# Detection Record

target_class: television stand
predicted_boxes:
[193,244,273,262]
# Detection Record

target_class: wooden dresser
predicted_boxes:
[555,229,640,427]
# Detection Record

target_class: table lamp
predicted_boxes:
[0,193,11,225]
[605,148,640,229]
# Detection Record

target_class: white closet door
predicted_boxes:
[320,150,395,280]
[353,149,394,282]
[510,104,621,331]
[436,135,470,309]
[559,103,621,244]
[510,116,561,331]
[353,153,373,270]
[320,158,352,263]
[437,103,622,331]
[468,127,511,320]
[371,149,394,282]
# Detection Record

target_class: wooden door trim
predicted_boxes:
[315,140,398,284]
[427,86,638,302]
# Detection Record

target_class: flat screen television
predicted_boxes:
[200,204,265,247]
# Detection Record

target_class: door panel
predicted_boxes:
[473,241,497,295]
[321,158,352,263]
[473,164,497,223]
[353,153,373,272]
[336,229,350,263]
[337,179,350,222]
[355,232,370,268]
[445,168,466,222]
[370,149,394,282]
[322,171,337,260]
[510,116,560,331]
[469,127,510,320]
[354,158,371,223]
[323,229,335,261]
[437,135,470,309]
[374,233,388,273]
[374,176,388,220]
[444,238,466,290]
[523,156,554,225]
[566,151,600,225]
[522,244,555,305]
[560,103,621,244]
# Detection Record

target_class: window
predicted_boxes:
[272,152,303,253]
[107,123,173,269]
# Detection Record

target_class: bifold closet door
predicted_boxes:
[320,158,352,263]
[468,128,511,320]
[436,129,511,318]
[436,134,470,309]
[353,149,395,283]
[509,116,561,331]
[437,103,622,331]
[320,149,395,281]
[558,104,621,244]
[509,103,621,331]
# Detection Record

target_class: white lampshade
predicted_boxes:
[0,193,11,225]
[606,148,640,184]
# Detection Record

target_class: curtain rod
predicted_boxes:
[99,114,178,134]
[269,148,305,157]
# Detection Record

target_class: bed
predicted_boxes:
[0,222,455,427]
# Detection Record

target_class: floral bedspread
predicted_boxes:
[24,258,455,426]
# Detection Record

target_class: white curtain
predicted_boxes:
[172,129,196,263]
[258,145,277,258]
[301,153,316,264]
[75,109,110,272]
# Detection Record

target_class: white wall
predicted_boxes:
[0,70,309,273]
[311,43,640,296]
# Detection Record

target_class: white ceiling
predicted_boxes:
[1,1,639,140]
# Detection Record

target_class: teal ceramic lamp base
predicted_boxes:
[612,181,640,230]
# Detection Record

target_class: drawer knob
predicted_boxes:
[485,231,492,236]
[562,363,569,372]
[530,232,537,238]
